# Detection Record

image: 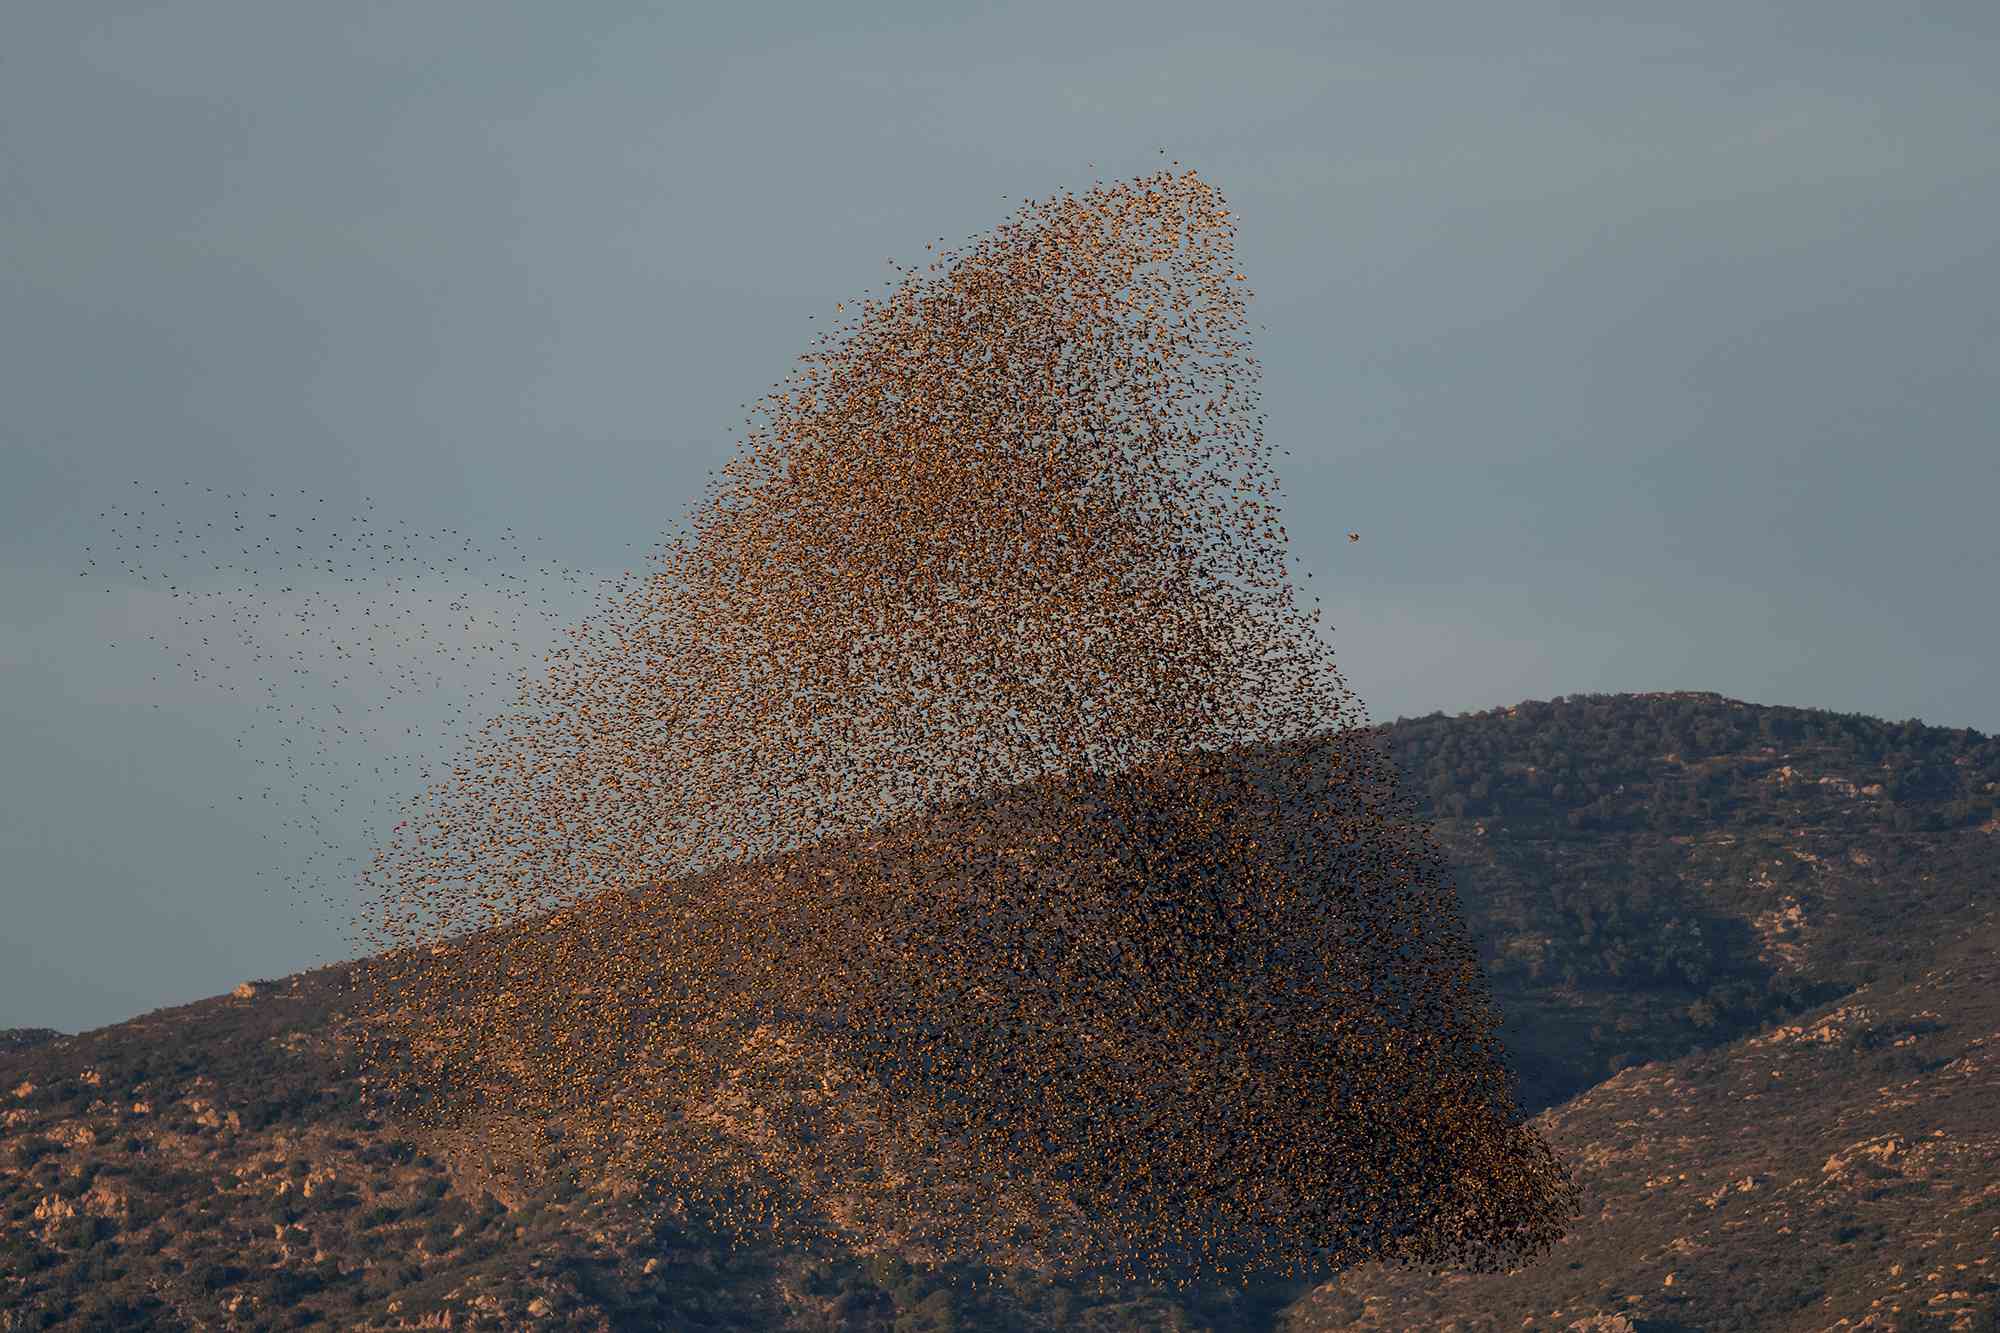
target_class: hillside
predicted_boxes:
[3,691,1997,1330]
[1388,691,1999,1118]
[1287,904,2000,1332]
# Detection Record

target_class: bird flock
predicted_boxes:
[99,166,1578,1289]
[81,487,612,939]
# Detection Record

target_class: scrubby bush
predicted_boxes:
[50,1214,110,1251]
[895,1285,960,1332]
[195,1259,247,1291]
[260,1264,327,1307]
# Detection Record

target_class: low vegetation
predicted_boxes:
[3,692,1995,1329]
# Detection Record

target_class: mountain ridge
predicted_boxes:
[4,690,1996,1330]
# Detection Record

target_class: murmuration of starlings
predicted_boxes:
[349,169,1581,1289]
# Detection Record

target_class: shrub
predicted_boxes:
[308,1189,360,1214]
[196,1260,247,1291]
[358,1203,399,1229]
[0,1236,56,1277]
[51,1214,110,1251]
[261,1265,327,1308]
[14,1137,59,1167]
[870,1253,913,1289]
[74,1288,167,1329]
[895,1286,960,1332]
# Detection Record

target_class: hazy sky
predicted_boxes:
[4,1,1996,1033]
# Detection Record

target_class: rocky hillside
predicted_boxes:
[1388,691,1999,1121]
[1287,904,2000,1332]
[3,692,1997,1330]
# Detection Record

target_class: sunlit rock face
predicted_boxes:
[353,169,1579,1286]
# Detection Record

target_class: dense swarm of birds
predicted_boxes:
[347,167,1578,1287]
[91,165,1578,1289]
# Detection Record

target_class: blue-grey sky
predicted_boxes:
[4,1,1996,1033]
